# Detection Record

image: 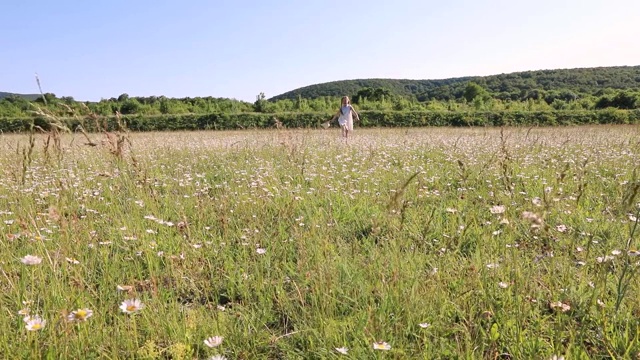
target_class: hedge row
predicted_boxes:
[1,109,639,132]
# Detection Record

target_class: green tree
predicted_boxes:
[463,82,487,103]
[254,92,267,112]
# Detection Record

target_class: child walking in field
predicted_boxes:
[330,96,360,140]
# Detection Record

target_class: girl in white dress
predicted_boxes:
[330,96,360,139]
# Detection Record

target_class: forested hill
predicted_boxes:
[0,92,40,101]
[270,66,640,101]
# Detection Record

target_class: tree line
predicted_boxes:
[1,84,639,120]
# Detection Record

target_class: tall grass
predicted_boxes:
[1,125,640,359]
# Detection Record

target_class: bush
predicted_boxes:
[0,110,637,133]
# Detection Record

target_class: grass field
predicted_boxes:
[1,125,640,359]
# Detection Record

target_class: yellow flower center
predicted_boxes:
[126,305,137,312]
[31,323,42,330]
[76,310,87,319]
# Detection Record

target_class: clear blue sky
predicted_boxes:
[1,0,638,102]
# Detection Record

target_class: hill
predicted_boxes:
[0,92,41,101]
[269,66,640,101]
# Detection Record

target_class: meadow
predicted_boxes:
[1,125,640,359]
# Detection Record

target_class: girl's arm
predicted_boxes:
[351,107,360,121]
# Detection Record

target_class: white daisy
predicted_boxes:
[25,315,46,331]
[373,341,391,351]
[21,255,42,265]
[204,336,223,348]
[335,347,348,355]
[119,299,144,314]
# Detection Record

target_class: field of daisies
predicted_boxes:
[1,125,640,359]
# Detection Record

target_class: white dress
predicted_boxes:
[338,105,354,131]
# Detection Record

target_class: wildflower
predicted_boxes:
[550,301,571,312]
[486,263,499,269]
[67,308,93,322]
[522,211,543,228]
[490,205,505,214]
[628,250,640,256]
[556,225,567,233]
[204,336,223,348]
[419,323,431,328]
[256,248,266,255]
[18,308,29,316]
[21,255,42,265]
[445,208,457,214]
[597,299,605,308]
[500,218,510,225]
[117,285,134,292]
[208,356,227,360]
[120,299,144,314]
[25,316,46,331]
[335,347,349,355]
[498,282,509,289]
[550,355,565,360]
[596,255,614,263]
[65,257,80,264]
[611,250,622,256]
[373,341,391,351]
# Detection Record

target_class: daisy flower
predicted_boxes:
[25,315,46,331]
[21,255,42,265]
[67,308,93,322]
[204,336,223,348]
[490,205,506,214]
[120,299,144,314]
[373,341,391,351]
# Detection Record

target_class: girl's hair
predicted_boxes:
[340,96,351,115]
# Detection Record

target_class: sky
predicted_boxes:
[1,0,638,102]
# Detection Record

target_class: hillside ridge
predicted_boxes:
[269,65,640,101]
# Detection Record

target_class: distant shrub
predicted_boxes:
[0,110,637,133]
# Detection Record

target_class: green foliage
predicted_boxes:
[595,91,639,110]
[270,65,640,102]
[2,110,638,133]
[0,91,40,101]
[2,66,640,123]
[463,82,489,103]
[352,87,394,103]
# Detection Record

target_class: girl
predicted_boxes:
[330,96,360,139]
